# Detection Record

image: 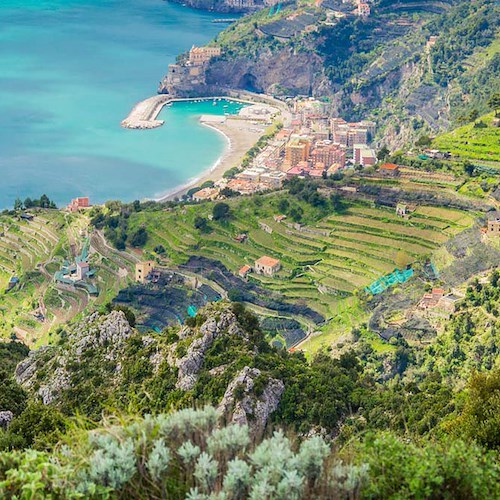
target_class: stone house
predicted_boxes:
[135,261,155,283]
[254,256,281,277]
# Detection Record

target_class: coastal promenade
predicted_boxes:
[120,95,170,129]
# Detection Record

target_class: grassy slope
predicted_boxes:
[432,113,500,163]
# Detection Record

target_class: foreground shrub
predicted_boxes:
[0,406,498,499]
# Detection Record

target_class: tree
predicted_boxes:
[330,193,345,213]
[277,198,289,213]
[416,135,432,147]
[395,250,411,269]
[132,200,141,212]
[0,403,67,451]
[13,198,22,210]
[200,180,214,189]
[194,216,209,232]
[39,194,51,208]
[23,197,33,208]
[220,187,237,198]
[488,92,500,116]
[445,370,500,449]
[129,227,148,248]
[212,202,230,221]
[377,145,390,161]
[463,161,475,176]
[154,244,165,255]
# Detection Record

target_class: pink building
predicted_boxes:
[67,197,90,212]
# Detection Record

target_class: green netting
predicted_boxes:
[365,267,414,295]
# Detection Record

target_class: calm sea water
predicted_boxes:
[0,0,238,208]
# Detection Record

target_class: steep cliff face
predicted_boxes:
[205,48,329,96]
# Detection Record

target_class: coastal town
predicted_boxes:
[189,93,377,200]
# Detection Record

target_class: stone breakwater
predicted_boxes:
[120,95,170,129]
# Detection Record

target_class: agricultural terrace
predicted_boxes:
[432,113,500,163]
[127,194,475,344]
[0,210,136,346]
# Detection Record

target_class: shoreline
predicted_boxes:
[155,115,264,201]
[121,91,288,202]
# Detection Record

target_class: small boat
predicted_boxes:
[213,100,217,106]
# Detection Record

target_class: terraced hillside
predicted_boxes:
[432,113,500,163]
[126,195,476,340]
[0,210,136,345]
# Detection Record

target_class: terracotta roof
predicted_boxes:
[255,256,280,267]
[380,163,398,170]
[239,265,252,274]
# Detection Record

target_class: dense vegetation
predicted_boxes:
[0,293,499,496]
[1,406,499,499]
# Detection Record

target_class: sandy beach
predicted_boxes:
[158,116,266,201]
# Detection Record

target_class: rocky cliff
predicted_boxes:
[15,303,285,433]
[162,0,499,147]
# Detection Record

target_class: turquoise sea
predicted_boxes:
[0,0,239,208]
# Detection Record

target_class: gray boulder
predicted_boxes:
[218,366,284,436]
[0,411,13,428]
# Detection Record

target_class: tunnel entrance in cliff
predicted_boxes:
[238,73,262,93]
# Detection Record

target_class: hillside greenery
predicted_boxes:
[432,112,500,162]
[1,406,499,499]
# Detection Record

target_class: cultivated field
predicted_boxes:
[129,195,476,328]
[0,210,135,345]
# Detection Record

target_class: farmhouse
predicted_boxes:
[418,288,445,309]
[76,261,89,280]
[193,187,219,202]
[135,261,155,283]
[238,264,252,279]
[396,203,407,217]
[379,163,400,176]
[438,293,461,313]
[487,218,500,234]
[254,256,281,277]
[67,197,90,212]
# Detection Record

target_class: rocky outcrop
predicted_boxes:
[0,411,13,429]
[15,311,133,404]
[218,366,284,435]
[160,47,328,98]
[176,310,246,390]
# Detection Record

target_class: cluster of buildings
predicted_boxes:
[192,98,376,199]
[418,287,461,314]
[54,239,98,295]
[322,0,372,19]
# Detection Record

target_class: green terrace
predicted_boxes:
[128,195,475,323]
[0,210,135,345]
